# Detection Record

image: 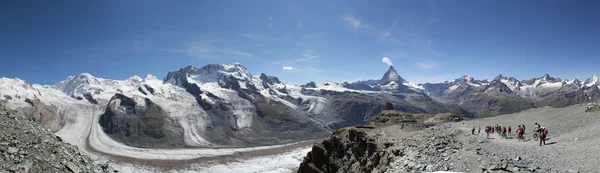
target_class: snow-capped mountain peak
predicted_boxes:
[165,63,254,86]
[456,74,474,83]
[379,66,406,85]
[144,74,158,81]
[584,75,600,87]
[125,75,143,86]
[539,73,561,82]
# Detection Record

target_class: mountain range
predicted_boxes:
[1,63,599,148]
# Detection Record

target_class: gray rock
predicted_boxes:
[93,158,110,170]
[65,162,81,173]
[425,165,434,172]
[8,147,18,154]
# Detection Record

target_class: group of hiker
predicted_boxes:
[470,122,549,146]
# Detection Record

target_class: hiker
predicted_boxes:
[516,125,525,140]
[540,127,548,146]
[471,126,475,135]
[534,122,542,133]
[508,126,512,137]
[478,126,481,134]
[498,125,502,135]
[491,126,495,133]
[502,126,507,138]
[485,126,490,138]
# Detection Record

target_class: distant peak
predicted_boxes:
[144,74,157,80]
[379,65,406,85]
[75,73,94,78]
[461,74,473,80]
[125,75,142,86]
[493,74,505,81]
[128,75,142,80]
[542,73,551,79]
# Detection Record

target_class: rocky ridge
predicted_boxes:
[0,103,113,173]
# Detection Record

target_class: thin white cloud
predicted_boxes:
[222,48,253,58]
[302,67,323,73]
[416,62,439,70]
[341,14,369,33]
[378,20,397,41]
[167,41,252,59]
[297,50,319,62]
[382,57,393,66]
[282,66,295,70]
[242,33,268,41]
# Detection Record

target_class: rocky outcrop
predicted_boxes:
[22,98,62,132]
[585,103,600,112]
[298,127,393,173]
[0,104,112,173]
[98,94,185,148]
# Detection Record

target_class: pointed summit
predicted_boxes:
[493,74,505,81]
[379,66,406,85]
[459,74,474,81]
[584,74,600,87]
[541,73,551,80]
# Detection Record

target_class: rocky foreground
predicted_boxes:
[0,104,113,173]
[298,106,597,173]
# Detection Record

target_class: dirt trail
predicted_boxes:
[450,104,600,172]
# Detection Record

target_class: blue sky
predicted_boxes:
[1,0,599,85]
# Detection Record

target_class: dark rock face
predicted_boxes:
[379,66,406,85]
[383,102,394,110]
[137,86,148,95]
[260,73,282,85]
[143,84,155,94]
[302,81,317,88]
[193,94,330,147]
[449,83,534,117]
[98,94,185,148]
[537,86,600,108]
[298,128,392,173]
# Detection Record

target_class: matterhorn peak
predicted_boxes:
[379,65,406,85]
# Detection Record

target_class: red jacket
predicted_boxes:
[542,129,548,136]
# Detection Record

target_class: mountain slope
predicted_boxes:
[420,74,600,117]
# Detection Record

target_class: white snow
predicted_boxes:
[380,81,399,90]
[403,82,425,91]
[285,85,326,114]
[307,82,379,94]
[110,147,311,173]
[539,82,563,88]
[448,85,459,91]
[584,75,599,87]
